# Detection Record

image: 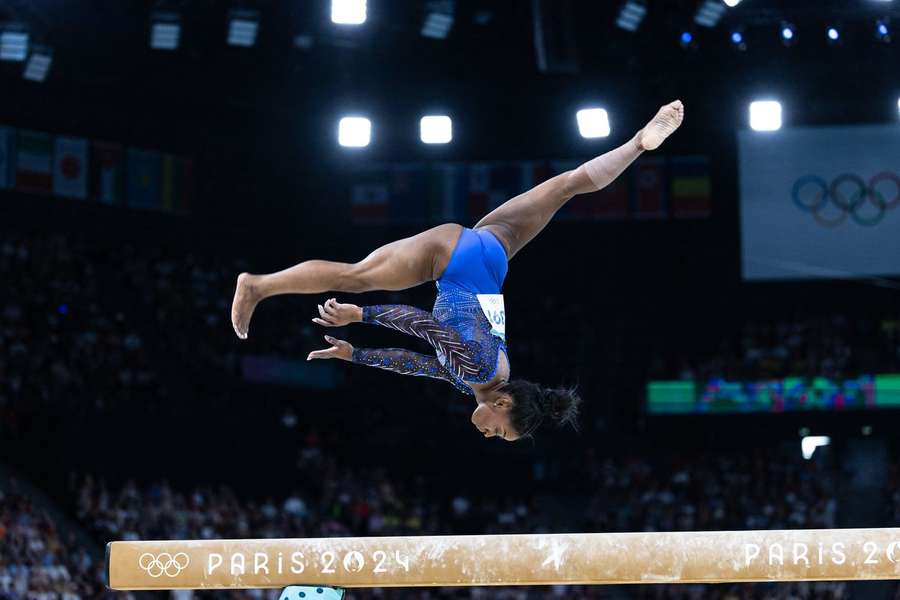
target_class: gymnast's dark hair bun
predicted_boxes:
[538,385,582,428]
[503,379,582,439]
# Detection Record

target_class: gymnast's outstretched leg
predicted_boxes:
[231,101,683,338]
[475,100,683,258]
[231,223,463,338]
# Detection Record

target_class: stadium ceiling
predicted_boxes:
[0,0,897,148]
[1,2,896,81]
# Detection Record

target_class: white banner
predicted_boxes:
[53,136,88,199]
[738,125,900,280]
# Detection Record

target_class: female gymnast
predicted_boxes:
[231,101,684,441]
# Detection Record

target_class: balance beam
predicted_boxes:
[106,528,900,590]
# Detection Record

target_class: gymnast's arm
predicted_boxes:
[312,298,481,380]
[306,335,472,395]
[351,347,473,395]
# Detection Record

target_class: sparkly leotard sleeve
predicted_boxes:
[350,304,504,395]
[351,346,473,395]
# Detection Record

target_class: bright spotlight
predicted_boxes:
[749,100,782,132]
[876,20,890,41]
[228,10,260,47]
[801,435,830,460]
[616,0,647,32]
[576,108,611,139]
[731,31,743,44]
[0,28,29,61]
[421,1,455,39]
[827,27,840,41]
[150,14,181,50]
[781,24,795,43]
[23,45,52,82]
[694,0,726,28]
[723,0,742,6]
[420,115,452,144]
[896,97,900,118]
[332,0,367,25]
[680,31,694,46]
[338,117,371,147]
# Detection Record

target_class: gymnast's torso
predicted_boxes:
[350,227,510,395]
[432,278,509,391]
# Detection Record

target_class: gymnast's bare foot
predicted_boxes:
[638,100,684,151]
[231,272,261,339]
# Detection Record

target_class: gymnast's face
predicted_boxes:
[471,393,519,442]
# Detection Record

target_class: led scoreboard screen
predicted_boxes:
[647,374,900,415]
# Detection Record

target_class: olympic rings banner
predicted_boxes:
[738,125,900,280]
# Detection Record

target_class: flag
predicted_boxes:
[468,163,491,221]
[487,163,519,211]
[15,130,53,194]
[350,166,390,224]
[90,142,124,205]
[633,156,667,219]
[161,154,193,213]
[53,136,89,199]
[555,158,630,221]
[389,164,426,223]
[450,162,470,223]
[670,156,712,219]
[586,176,630,220]
[126,148,161,209]
[0,126,12,189]
[517,161,536,192]
[549,160,580,220]
[424,164,457,224]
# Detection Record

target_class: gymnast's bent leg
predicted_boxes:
[231,223,463,338]
[475,100,683,259]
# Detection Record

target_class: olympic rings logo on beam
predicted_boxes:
[791,172,900,227]
[138,552,190,578]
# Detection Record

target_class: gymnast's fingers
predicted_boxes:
[324,335,347,347]
[312,317,334,327]
[317,304,332,321]
[307,348,335,360]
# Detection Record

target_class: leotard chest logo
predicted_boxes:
[476,294,505,342]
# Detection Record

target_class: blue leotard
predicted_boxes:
[351,227,508,395]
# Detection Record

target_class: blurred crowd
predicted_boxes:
[72,430,545,548]
[4,230,898,438]
[0,235,161,437]
[0,228,892,600]
[652,315,900,382]
[56,443,840,600]
[0,480,113,600]
[579,448,838,533]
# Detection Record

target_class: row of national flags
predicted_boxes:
[349,155,711,225]
[0,127,192,213]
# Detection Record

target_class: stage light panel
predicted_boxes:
[420,116,452,144]
[332,0,367,25]
[23,45,51,81]
[576,108,611,139]
[750,100,782,132]
[338,117,371,147]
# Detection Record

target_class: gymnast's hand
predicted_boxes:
[307,335,353,361]
[313,298,363,327]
